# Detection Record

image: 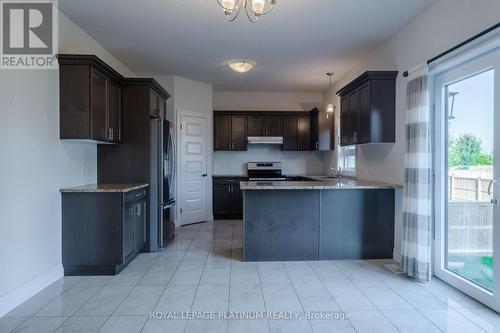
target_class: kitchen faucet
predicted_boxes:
[330,166,343,178]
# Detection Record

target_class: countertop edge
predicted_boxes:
[60,183,149,193]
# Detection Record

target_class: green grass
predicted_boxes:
[448,254,493,290]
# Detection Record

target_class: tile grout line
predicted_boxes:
[282,262,316,333]
[182,221,215,333]
[256,259,272,333]
[306,261,358,333]
[371,268,447,333]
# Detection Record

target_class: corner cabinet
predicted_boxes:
[213,177,247,219]
[58,54,123,144]
[337,71,397,146]
[62,187,147,275]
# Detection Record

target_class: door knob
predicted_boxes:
[201,174,207,177]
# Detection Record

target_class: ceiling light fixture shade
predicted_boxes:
[228,60,255,73]
[326,72,335,117]
[217,0,278,23]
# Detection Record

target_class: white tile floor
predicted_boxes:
[2,220,500,333]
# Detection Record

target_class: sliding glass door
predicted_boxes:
[434,47,500,311]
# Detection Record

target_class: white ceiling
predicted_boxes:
[59,0,434,91]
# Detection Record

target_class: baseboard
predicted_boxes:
[0,263,63,318]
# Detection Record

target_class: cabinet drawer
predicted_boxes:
[124,188,147,203]
[213,177,248,185]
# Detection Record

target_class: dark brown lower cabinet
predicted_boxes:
[62,187,147,275]
[213,177,247,219]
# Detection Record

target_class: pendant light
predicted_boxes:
[326,72,334,118]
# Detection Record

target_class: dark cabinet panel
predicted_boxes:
[90,68,108,141]
[282,116,298,151]
[297,116,311,151]
[230,183,243,215]
[340,96,349,146]
[231,116,247,150]
[134,200,146,253]
[62,187,148,275]
[214,115,231,150]
[123,205,135,260]
[247,115,265,136]
[265,115,282,136]
[348,90,360,145]
[213,177,247,219]
[149,90,166,119]
[58,55,124,144]
[107,80,121,143]
[313,107,335,151]
[59,65,90,139]
[337,71,397,146]
[149,91,159,118]
[358,82,371,144]
[213,184,231,216]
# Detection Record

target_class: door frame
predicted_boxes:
[432,48,500,312]
[175,109,212,226]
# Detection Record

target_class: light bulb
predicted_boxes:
[222,0,236,10]
[251,0,266,14]
[327,104,334,113]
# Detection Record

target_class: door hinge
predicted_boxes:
[180,208,183,214]
[180,123,183,130]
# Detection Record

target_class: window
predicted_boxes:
[339,145,356,176]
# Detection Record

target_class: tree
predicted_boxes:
[448,133,493,168]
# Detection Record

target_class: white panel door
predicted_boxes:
[179,114,208,225]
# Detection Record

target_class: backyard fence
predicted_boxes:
[448,176,493,202]
[448,201,493,255]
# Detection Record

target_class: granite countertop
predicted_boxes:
[240,176,402,190]
[60,183,149,193]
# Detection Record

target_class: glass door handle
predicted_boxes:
[487,179,498,196]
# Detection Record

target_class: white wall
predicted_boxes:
[323,0,500,260]
[214,91,323,111]
[0,11,135,317]
[213,91,325,175]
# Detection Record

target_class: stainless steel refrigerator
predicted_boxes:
[150,118,176,251]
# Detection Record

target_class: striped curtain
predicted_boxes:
[401,66,432,281]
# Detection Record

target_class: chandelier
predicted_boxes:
[217,0,278,23]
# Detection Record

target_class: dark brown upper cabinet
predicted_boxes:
[282,113,312,151]
[150,90,166,119]
[231,116,248,150]
[98,78,169,186]
[337,71,397,146]
[281,115,298,151]
[214,112,247,151]
[214,110,332,152]
[247,114,282,137]
[58,54,123,144]
[310,107,335,151]
[247,115,265,136]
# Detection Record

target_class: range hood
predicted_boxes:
[247,136,284,145]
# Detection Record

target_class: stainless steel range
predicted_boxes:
[247,162,286,181]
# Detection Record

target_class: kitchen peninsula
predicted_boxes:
[241,176,401,261]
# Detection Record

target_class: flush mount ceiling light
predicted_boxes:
[326,72,335,118]
[217,0,278,23]
[227,60,255,73]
